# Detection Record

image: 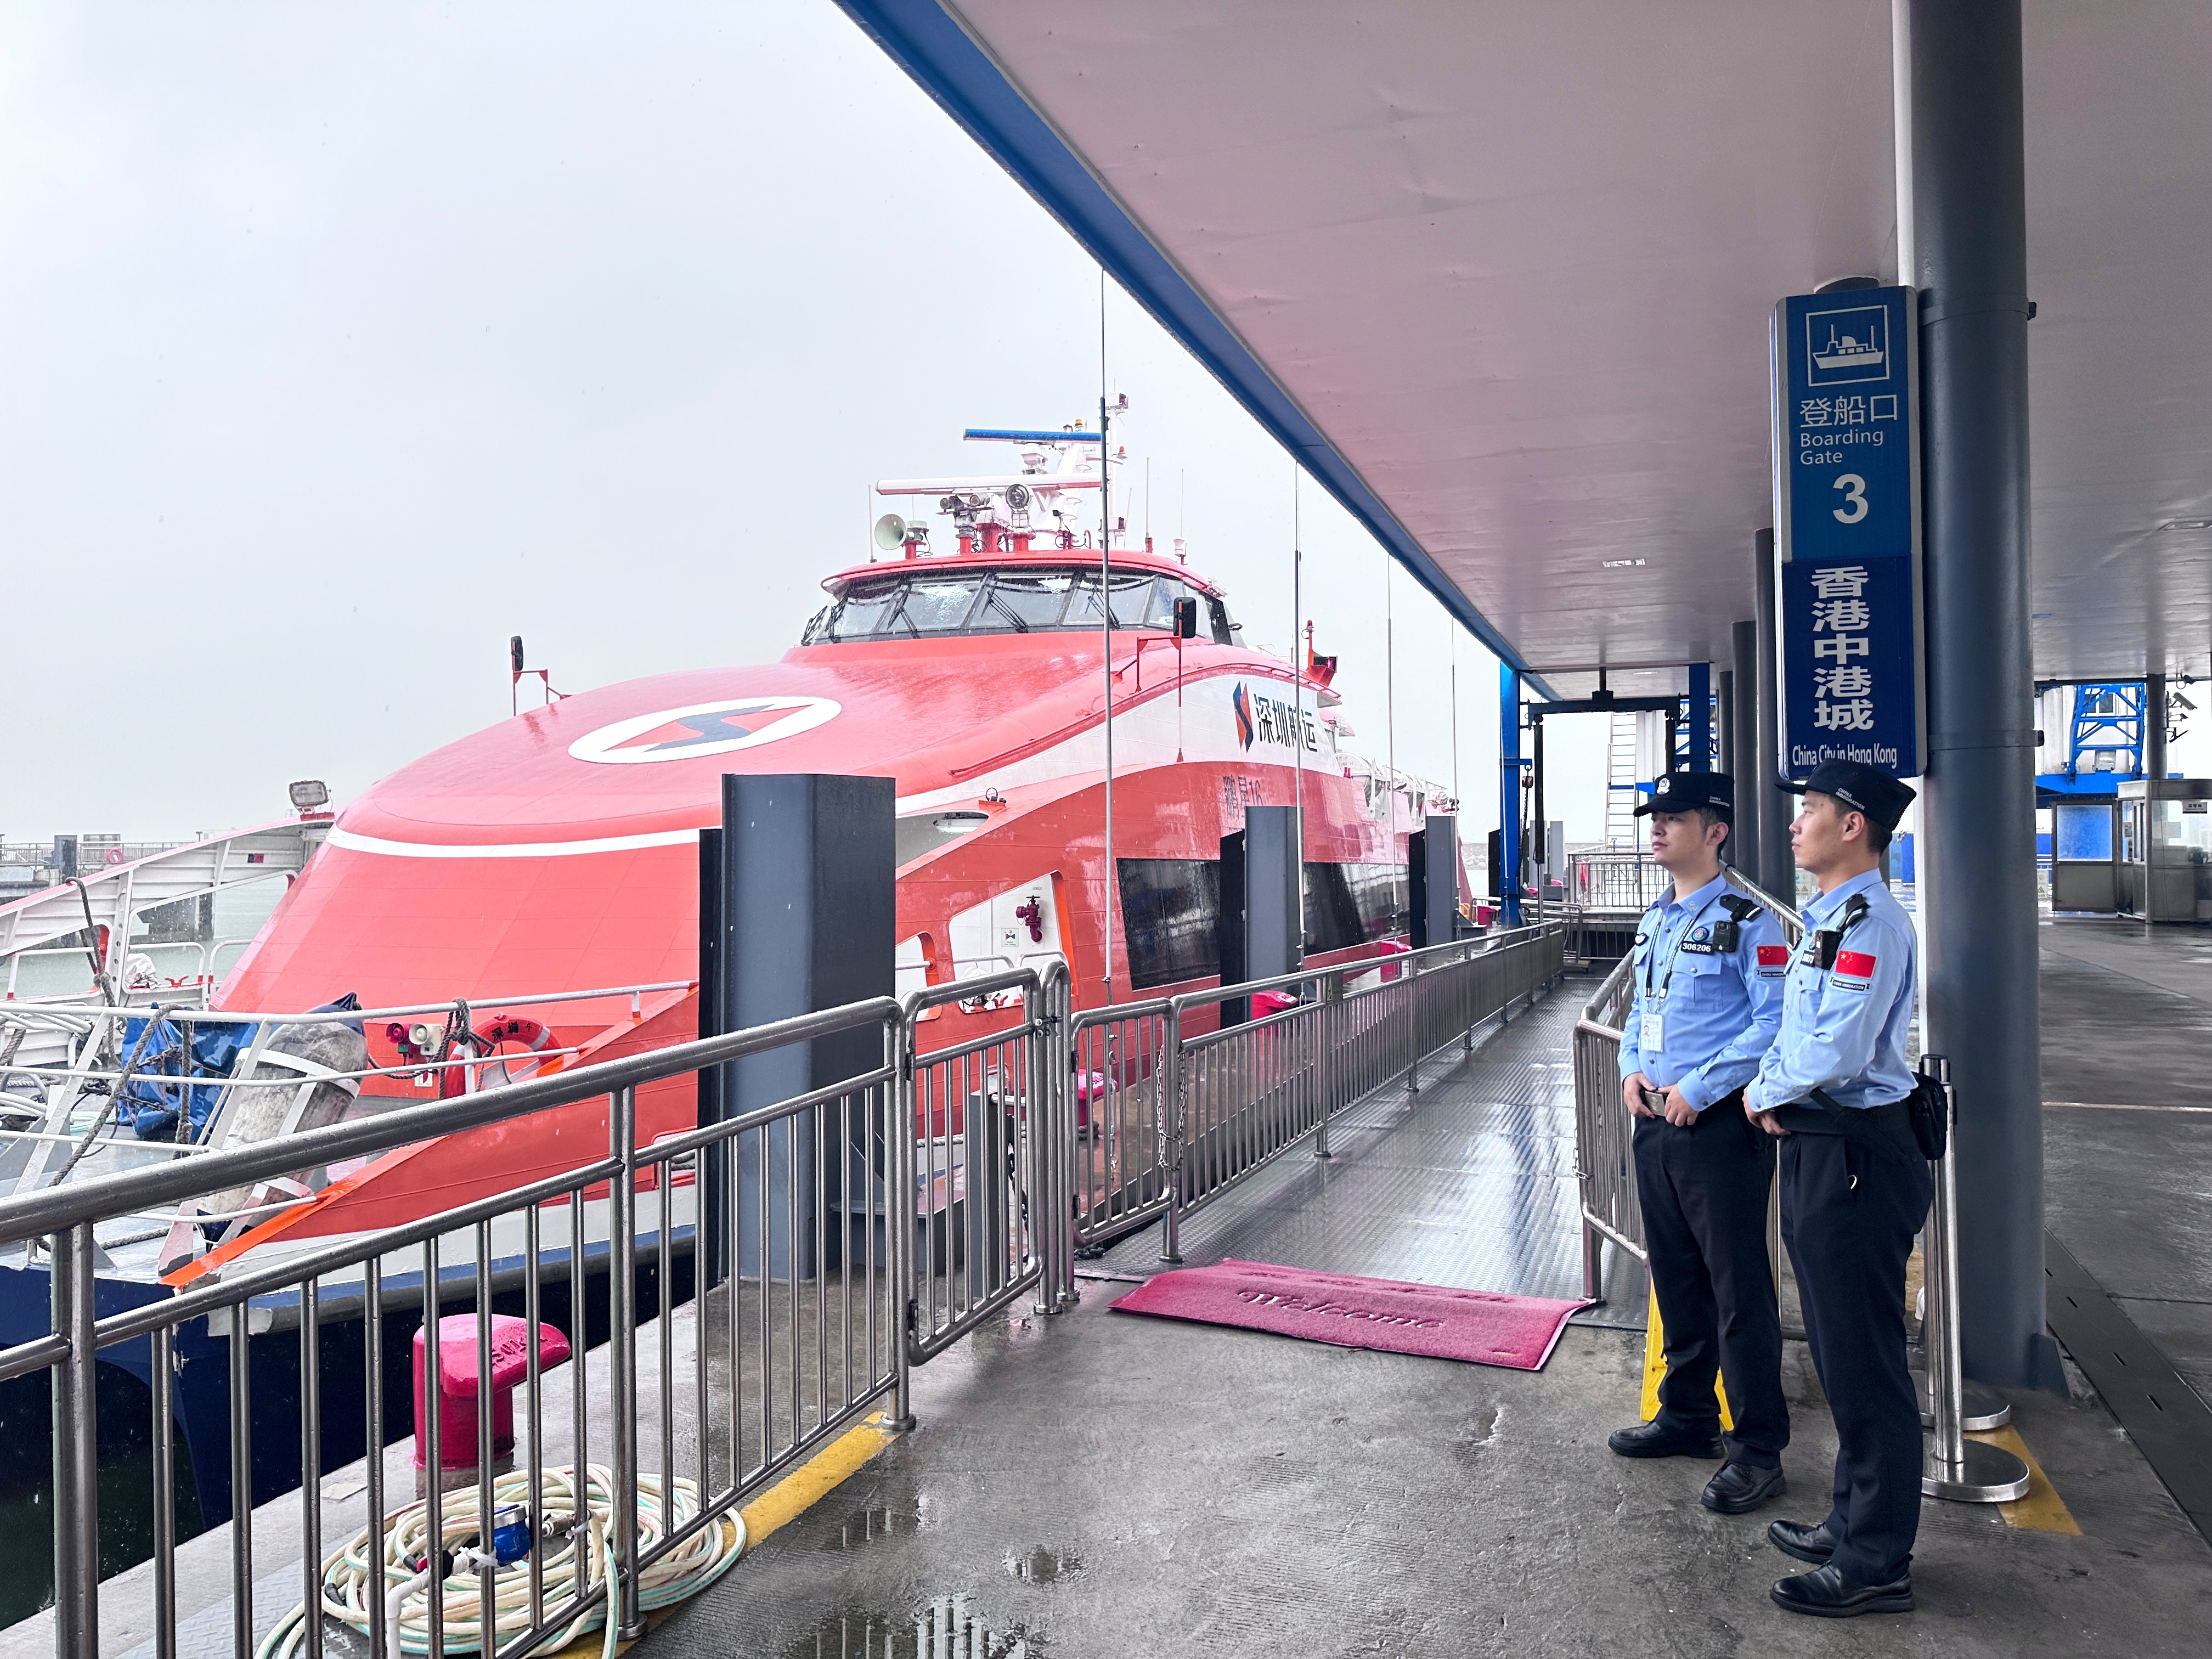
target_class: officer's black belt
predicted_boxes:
[1767,1092,1919,1166]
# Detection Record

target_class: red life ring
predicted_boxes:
[462,1022,553,1097]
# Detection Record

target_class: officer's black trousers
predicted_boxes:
[1780,1130,1934,1585]
[1632,1097,1788,1466]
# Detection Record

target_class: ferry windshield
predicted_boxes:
[802,568,1237,645]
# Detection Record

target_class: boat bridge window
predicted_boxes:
[801,568,1238,645]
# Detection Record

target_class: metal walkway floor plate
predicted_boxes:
[1082,981,1645,1318]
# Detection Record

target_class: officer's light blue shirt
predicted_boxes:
[1746,867,1917,1113]
[1617,872,1787,1111]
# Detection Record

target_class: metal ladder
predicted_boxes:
[1604,712,1641,845]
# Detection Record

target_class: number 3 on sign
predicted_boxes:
[1832,473,1869,523]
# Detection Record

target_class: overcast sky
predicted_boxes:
[0,3,1629,847]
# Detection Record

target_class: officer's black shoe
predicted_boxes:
[1767,1518,1837,1565]
[1607,1420,1725,1459]
[1770,1564,1914,1618]
[1701,1461,1786,1514]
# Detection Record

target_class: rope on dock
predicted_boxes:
[260,1464,744,1659]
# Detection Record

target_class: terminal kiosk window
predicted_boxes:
[2115,781,2212,922]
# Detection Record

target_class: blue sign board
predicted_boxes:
[1771,285,1924,778]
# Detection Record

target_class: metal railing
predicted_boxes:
[1068,926,1566,1262]
[1571,871,1803,1299]
[0,928,1575,1659]
[1562,851,1672,913]
[0,963,1086,1659]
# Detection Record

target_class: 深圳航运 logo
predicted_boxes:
[568,696,842,765]
[1230,681,1316,754]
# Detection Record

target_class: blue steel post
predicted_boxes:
[1753,529,1791,889]
[1730,619,1762,885]
[1908,0,2059,1388]
[1499,664,1522,926]
[1688,662,1712,771]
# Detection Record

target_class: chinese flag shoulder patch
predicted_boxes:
[1833,949,1877,985]
[1756,945,1790,968]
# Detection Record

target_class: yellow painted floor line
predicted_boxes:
[568,1412,902,1657]
[1970,1423,2081,1534]
[738,1413,902,1546]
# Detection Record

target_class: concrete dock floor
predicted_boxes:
[656,1282,2212,1657]
[645,936,2212,1658]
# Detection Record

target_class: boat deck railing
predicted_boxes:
[0,979,697,1259]
[0,926,1565,1659]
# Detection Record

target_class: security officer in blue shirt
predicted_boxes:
[1609,772,1791,1514]
[1745,759,1927,1620]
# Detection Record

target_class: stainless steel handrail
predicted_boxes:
[1064,926,1566,1262]
[12,931,1578,1659]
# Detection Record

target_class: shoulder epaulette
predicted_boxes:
[1717,894,1761,922]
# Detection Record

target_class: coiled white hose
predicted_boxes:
[258,1465,745,1659]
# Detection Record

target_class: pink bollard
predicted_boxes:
[412,1314,571,1488]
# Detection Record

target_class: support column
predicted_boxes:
[1752,529,1792,891]
[1909,0,2058,1389]
[719,774,895,1278]
[1532,718,1548,894]
[1718,670,1737,786]
[2147,674,2169,778]
[1242,805,1302,980]
[1688,663,1712,771]
[1499,665,1523,924]
[1731,625,1763,884]
[1410,815,1459,947]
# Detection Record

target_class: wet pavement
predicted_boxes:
[651,1279,2212,1657]
[641,950,2212,1657]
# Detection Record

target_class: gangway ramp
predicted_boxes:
[1081,977,1643,1317]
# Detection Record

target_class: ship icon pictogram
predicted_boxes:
[1812,323,1884,373]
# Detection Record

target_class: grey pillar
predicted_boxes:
[1410,815,1458,947]
[2147,674,2169,779]
[1242,804,1302,980]
[1752,529,1792,891]
[1909,0,2059,1389]
[1730,621,1761,882]
[719,773,895,1277]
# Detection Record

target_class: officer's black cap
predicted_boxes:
[1634,772,1735,817]
[1784,759,1917,831]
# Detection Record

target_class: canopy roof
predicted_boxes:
[839,1,2212,698]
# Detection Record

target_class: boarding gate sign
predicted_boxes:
[1770,285,1926,779]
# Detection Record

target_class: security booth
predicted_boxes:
[2050,800,2121,913]
[2116,779,2212,922]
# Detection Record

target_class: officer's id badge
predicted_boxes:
[1639,1010,1664,1052]
[1680,923,1720,956]
[1755,945,1790,980]
[1831,949,1877,992]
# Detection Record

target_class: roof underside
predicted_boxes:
[842,1,2212,699]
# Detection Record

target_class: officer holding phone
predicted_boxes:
[1611,772,1791,1515]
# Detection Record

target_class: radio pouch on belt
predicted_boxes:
[1905,1074,1949,1162]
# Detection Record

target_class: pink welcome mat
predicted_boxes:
[1111,1257,1590,1371]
